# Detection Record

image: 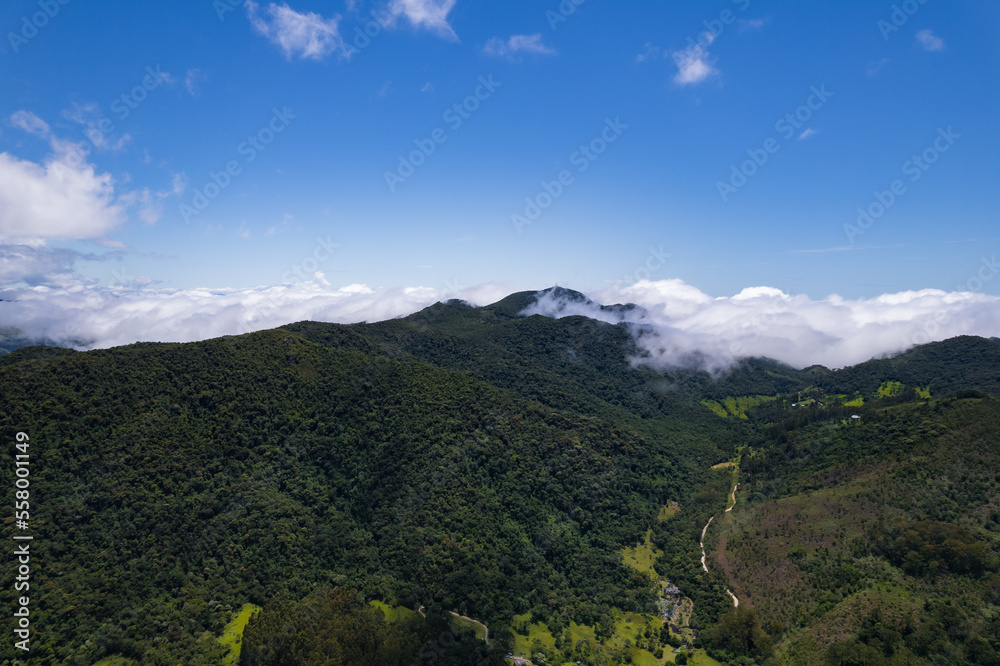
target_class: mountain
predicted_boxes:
[0,291,998,664]
[806,335,1000,398]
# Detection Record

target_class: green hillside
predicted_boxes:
[1,292,998,664]
[0,326,734,664]
[707,396,1000,664]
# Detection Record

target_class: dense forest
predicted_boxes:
[1,289,998,664]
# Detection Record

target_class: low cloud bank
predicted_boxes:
[527,280,1000,370]
[2,278,998,370]
[0,280,509,351]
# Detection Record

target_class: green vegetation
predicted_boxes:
[702,395,777,419]
[658,503,681,522]
[0,312,731,663]
[509,608,720,665]
[703,399,729,418]
[239,587,502,665]
[623,530,663,578]
[716,396,1000,664]
[220,603,260,665]
[877,380,904,397]
[1,291,998,664]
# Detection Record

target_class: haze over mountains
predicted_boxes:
[4,282,1000,371]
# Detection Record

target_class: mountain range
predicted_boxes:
[1,288,998,665]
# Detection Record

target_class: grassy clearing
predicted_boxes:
[370,600,419,624]
[511,613,556,655]
[622,529,663,577]
[702,400,729,418]
[877,380,903,397]
[510,609,720,665]
[702,395,777,419]
[658,502,681,522]
[220,603,261,665]
[690,651,723,665]
[843,396,864,407]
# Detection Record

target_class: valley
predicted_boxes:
[1,291,998,664]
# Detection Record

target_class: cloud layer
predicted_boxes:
[3,279,999,372]
[528,280,1000,371]
[0,280,511,350]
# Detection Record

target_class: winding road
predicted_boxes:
[699,516,714,572]
[726,483,739,512]
[449,611,489,643]
[700,483,740,608]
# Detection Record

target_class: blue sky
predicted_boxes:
[2,0,1000,363]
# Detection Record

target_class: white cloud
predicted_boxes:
[0,245,84,287]
[0,145,125,240]
[3,279,999,373]
[483,34,556,59]
[246,1,346,60]
[421,81,434,93]
[636,43,661,63]
[95,238,129,250]
[867,58,890,76]
[798,128,816,140]
[916,29,944,51]
[389,0,458,40]
[671,43,718,86]
[0,280,514,349]
[184,68,207,95]
[117,187,168,225]
[62,102,131,152]
[525,280,1000,371]
[739,18,766,31]
[171,172,188,196]
[0,111,173,240]
[10,110,51,138]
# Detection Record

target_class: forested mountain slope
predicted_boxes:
[0,327,726,664]
[1,290,998,664]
